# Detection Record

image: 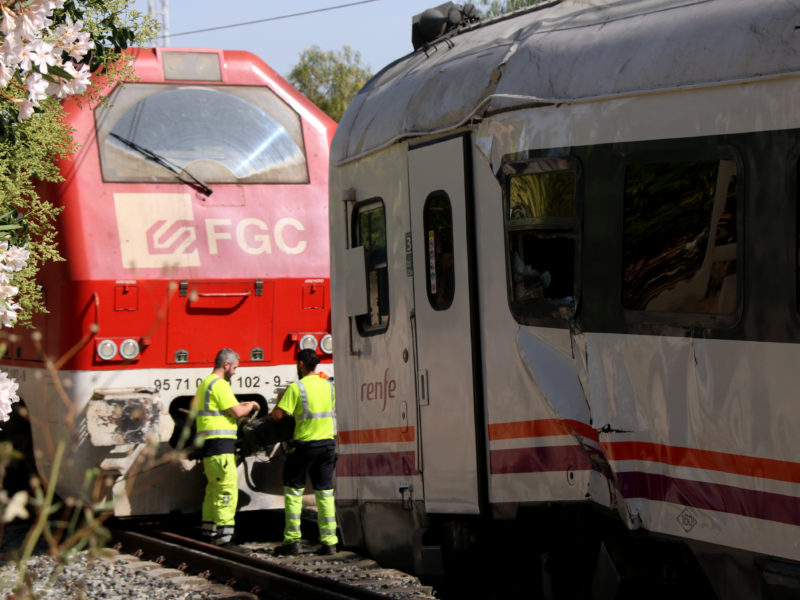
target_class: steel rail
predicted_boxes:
[110,528,391,600]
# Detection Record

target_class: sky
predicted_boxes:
[130,0,446,79]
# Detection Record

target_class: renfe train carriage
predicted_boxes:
[0,48,336,516]
[329,0,800,597]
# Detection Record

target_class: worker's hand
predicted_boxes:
[250,401,260,414]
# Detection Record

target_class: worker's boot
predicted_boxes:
[274,541,300,556]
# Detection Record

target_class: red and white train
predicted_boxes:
[330,0,800,597]
[1,47,335,516]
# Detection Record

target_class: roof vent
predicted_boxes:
[412,2,478,51]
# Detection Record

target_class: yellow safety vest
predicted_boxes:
[278,374,335,442]
[194,374,238,442]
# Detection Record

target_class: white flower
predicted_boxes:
[55,17,93,61]
[0,284,19,300]
[0,5,17,37]
[0,64,14,88]
[24,71,49,104]
[45,60,88,98]
[37,0,67,13]
[15,98,35,121]
[63,61,90,94]
[16,42,34,73]
[1,32,24,69]
[28,39,56,74]
[18,8,50,42]
[1,3,95,118]
[0,371,20,422]
[4,245,29,272]
[0,305,19,328]
[53,13,78,41]
[64,31,93,61]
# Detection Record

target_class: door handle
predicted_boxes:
[418,369,429,406]
[196,291,251,297]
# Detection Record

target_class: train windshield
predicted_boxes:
[95,83,308,184]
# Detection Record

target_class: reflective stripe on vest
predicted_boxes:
[292,378,335,441]
[297,380,334,420]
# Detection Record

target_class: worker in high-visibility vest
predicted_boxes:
[271,348,337,556]
[193,348,259,546]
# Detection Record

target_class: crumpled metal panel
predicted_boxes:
[333,0,800,164]
[86,387,171,446]
[587,333,800,561]
[517,327,590,424]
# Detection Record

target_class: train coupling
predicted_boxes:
[236,416,293,457]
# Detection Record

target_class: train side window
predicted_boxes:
[423,191,455,310]
[622,157,738,315]
[353,200,389,334]
[503,158,578,324]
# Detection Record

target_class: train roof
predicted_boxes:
[332,0,800,165]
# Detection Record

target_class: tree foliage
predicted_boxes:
[0,1,157,326]
[478,0,543,18]
[288,45,372,123]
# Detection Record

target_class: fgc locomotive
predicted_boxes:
[1,47,336,516]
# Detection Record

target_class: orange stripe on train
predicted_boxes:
[488,419,599,443]
[603,441,800,484]
[338,426,415,445]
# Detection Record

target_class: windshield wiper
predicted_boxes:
[109,132,213,197]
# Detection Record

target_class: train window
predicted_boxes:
[96,83,308,184]
[423,191,455,310]
[503,158,578,324]
[353,201,389,334]
[622,158,738,314]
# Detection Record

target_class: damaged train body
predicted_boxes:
[329,0,800,597]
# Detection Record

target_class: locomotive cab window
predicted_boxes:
[423,191,455,310]
[503,157,578,324]
[96,83,308,184]
[353,200,389,334]
[622,152,738,320]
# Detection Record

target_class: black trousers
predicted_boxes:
[283,440,336,490]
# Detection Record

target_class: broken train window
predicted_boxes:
[502,156,578,324]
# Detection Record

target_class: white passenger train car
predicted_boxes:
[329,1,800,597]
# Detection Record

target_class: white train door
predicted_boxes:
[408,135,484,514]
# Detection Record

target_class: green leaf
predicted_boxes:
[47,64,75,80]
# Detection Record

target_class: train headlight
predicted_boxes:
[320,334,333,355]
[96,339,118,361]
[119,338,140,360]
[299,334,318,351]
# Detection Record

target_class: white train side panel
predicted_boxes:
[331,0,800,595]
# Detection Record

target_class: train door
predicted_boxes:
[408,135,483,515]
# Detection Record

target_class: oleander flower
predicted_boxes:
[3,244,30,272]
[0,2,94,119]
[0,244,29,327]
[0,370,20,422]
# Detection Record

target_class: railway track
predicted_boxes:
[110,526,437,600]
